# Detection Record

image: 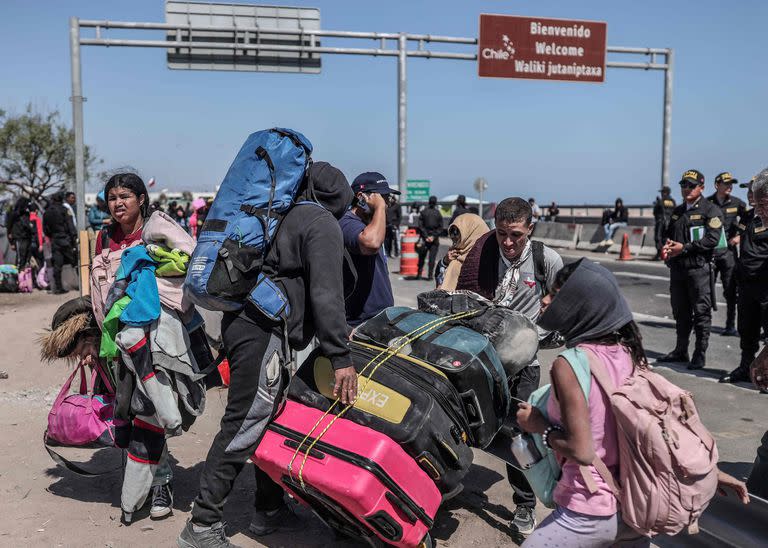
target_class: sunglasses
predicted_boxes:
[679,181,699,190]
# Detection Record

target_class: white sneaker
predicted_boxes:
[150,483,174,519]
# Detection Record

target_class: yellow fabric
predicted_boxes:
[440,213,490,291]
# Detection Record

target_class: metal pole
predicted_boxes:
[397,33,407,193]
[478,187,484,219]
[69,17,86,232]
[661,48,673,190]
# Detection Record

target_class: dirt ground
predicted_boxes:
[0,290,548,548]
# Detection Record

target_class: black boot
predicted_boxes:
[719,366,750,383]
[688,349,706,370]
[657,348,689,363]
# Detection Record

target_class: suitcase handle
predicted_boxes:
[283,439,326,460]
[384,491,418,525]
[459,389,485,429]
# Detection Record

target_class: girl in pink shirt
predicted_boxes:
[517,259,747,547]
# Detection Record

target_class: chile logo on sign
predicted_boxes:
[478,14,607,83]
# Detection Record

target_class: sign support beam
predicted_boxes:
[70,17,674,222]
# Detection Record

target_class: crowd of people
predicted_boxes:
[6,159,767,547]
[652,170,767,384]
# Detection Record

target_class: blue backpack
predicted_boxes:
[185,128,313,312]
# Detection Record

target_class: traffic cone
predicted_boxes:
[399,228,420,276]
[618,233,633,261]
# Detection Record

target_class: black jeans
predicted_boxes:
[191,312,287,526]
[51,243,76,291]
[670,267,713,354]
[747,430,768,498]
[385,224,400,257]
[506,364,541,509]
[15,238,32,269]
[737,278,768,369]
[713,248,737,329]
[417,238,440,279]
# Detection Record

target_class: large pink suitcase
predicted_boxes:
[253,400,440,547]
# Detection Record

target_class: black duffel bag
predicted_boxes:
[353,306,510,449]
[288,341,473,498]
[417,290,540,377]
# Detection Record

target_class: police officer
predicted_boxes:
[707,172,747,336]
[657,169,725,370]
[653,187,677,260]
[721,176,768,384]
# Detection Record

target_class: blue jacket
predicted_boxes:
[88,206,111,231]
[117,246,160,326]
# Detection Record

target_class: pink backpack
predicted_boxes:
[18,266,33,293]
[583,348,719,537]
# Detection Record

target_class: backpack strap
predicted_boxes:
[530,240,548,293]
[578,347,622,498]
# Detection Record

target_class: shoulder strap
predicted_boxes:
[44,431,125,477]
[577,346,621,497]
[530,240,547,291]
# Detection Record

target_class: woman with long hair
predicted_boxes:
[516,259,748,546]
[95,173,149,253]
[91,173,175,522]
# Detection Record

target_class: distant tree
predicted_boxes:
[0,105,100,202]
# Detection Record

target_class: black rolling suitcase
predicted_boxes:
[288,341,473,498]
[353,307,511,449]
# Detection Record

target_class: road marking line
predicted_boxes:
[633,312,675,325]
[614,271,668,281]
[653,293,726,307]
[614,271,723,289]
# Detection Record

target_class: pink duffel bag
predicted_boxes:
[45,360,115,448]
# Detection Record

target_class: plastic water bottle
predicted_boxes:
[510,433,542,470]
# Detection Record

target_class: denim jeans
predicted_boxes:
[604,222,627,241]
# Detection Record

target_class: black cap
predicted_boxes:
[680,169,705,186]
[739,176,755,189]
[428,195,438,206]
[351,172,401,195]
[714,172,738,186]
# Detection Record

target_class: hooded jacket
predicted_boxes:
[263,161,355,370]
[538,258,633,347]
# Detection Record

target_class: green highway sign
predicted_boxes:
[406,179,431,202]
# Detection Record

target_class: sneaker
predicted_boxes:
[178,520,240,548]
[248,504,300,537]
[52,288,69,295]
[150,483,173,519]
[605,239,614,246]
[509,506,537,536]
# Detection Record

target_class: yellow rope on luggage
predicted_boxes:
[287,310,480,491]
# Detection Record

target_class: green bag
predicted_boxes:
[523,347,592,508]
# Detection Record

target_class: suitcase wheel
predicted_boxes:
[418,532,434,548]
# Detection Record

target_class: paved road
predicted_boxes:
[389,244,766,483]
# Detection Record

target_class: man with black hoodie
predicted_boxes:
[179,162,357,548]
[43,191,77,294]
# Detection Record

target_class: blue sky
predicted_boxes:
[1,0,766,204]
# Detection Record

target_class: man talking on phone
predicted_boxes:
[340,172,400,329]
